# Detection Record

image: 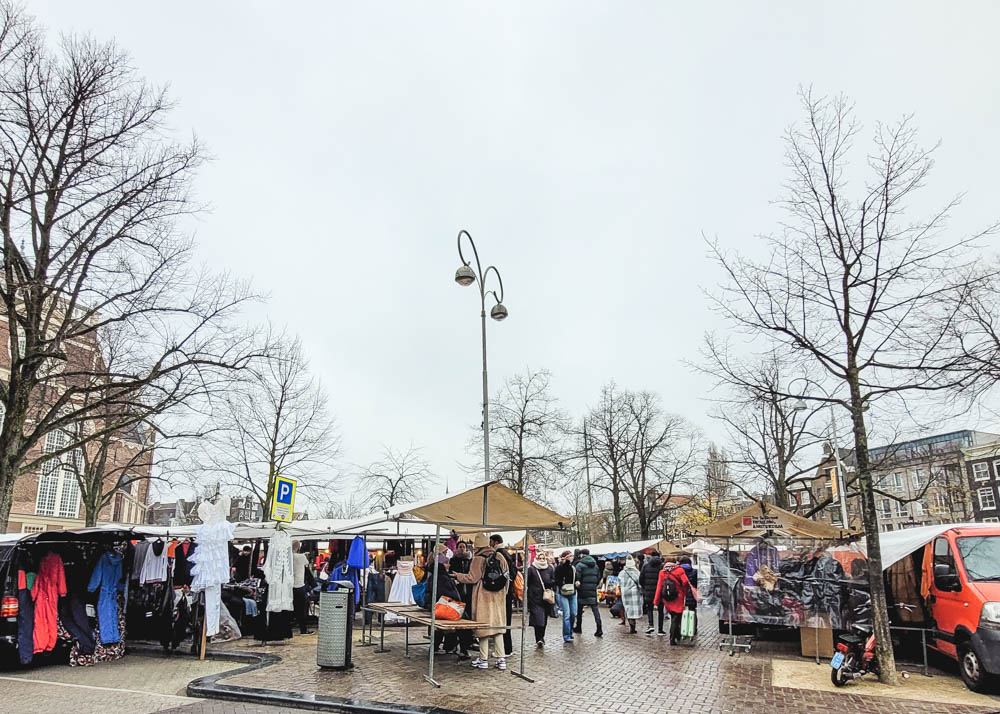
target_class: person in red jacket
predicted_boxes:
[653,559,690,644]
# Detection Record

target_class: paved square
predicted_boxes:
[211,610,1000,713]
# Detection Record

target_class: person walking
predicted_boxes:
[678,555,699,637]
[291,541,314,635]
[654,559,691,644]
[573,548,603,638]
[553,550,577,642]
[639,550,663,635]
[617,555,643,634]
[454,533,510,670]
[526,551,554,646]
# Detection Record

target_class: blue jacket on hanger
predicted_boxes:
[88,551,125,643]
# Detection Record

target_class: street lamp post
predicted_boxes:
[789,382,851,530]
[454,230,508,490]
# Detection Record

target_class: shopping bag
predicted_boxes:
[513,572,524,601]
[680,608,695,638]
[433,596,465,621]
[411,581,428,608]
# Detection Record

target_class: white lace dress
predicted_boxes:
[262,530,294,613]
[190,508,236,636]
[386,559,417,623]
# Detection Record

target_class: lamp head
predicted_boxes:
[791,399,808,413]
[454,264,476,286]
[490,303,508,321]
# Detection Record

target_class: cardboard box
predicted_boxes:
[800,624,834,658]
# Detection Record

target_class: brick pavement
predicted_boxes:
[209,611,1000,714]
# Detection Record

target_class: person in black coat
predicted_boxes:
[490,534,517,656]
[639,551,663,634]
[526,553,555,646]
[574,549,603,637]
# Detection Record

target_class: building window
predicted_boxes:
[973,462,990,482]
[911,470,927,489]
[913,501,925,517]
[994,461,1000,480]
[20,524,44,534]
[935,492,948,509]
[878,500,892,519]
[978,488,996,511]
[984,517,1000,523]
[883,473,904,492]
[895,501,909,518]
[35,426,82,519]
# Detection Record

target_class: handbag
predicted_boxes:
[433,596,465,621]
[559,583,576,596]
[542,588,556,605]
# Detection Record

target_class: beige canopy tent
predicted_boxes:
[346,481,571,687]
[689,501,859,540]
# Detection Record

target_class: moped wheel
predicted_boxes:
[831,653,856,687]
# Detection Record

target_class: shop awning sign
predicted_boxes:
[742,514,782,530]
[271,476,297,523]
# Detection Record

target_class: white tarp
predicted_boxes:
[683,538,721,555]
[868,522,997,570]
[573,538,664,557]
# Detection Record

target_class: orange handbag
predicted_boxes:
[434,596,465,621]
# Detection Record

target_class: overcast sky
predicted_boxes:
[29,2,1000,511]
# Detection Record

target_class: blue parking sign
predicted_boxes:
[270,476,297,522]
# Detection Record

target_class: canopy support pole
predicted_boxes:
[512,530,534,682]
[424,524,442,688]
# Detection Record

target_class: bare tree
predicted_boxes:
[200,335,340,517]
[707,89,996,683]
[361,444,431,512]
[0,5,264,530]
[702,443,733,516]
[471,368,570,498]
[585,382,701,539]
[701,348,826,508]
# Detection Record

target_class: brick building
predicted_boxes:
[789,430,1000,532]
[960,442,1000,523]
[0,313,152,533]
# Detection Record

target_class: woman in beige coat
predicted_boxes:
[454,532,510,670]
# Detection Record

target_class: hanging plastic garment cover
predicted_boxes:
[32,552,67,653]
[262,529,294,612]
[87,550,125,643]
[190,500,236,636]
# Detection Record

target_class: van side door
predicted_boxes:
[929,536,963,658]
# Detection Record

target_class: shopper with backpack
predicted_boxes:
[454,533,510,670]
[489,534,517,657]
[654,559,691,644]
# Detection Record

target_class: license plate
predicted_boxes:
[830,652,844,669]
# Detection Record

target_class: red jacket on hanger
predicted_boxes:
[33,552,67,653]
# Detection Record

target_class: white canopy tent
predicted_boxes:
[867,522,997,570]
[571,538,668,558]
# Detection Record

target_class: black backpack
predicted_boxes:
[481,552,509,592]
[660,569,679,601]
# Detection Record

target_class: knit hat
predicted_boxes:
[473,532,489,549]
[625,555,636,568]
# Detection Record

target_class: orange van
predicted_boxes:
[921,526,1000,692]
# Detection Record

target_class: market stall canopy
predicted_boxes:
[572,538,669,558]
[869,522,997,570]
[360,481,570,531]
[682,538,722,555]
[689,501,858,539]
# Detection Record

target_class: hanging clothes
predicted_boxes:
[173,541,195,588]
[345,536,369,605]
[385,559,417,623]
[262,530,294,612]
[190,501,236,637]
[87,550,125,644]
[131,540,151,582]
[32,551,67,654]
[140,540,169,584]
[16,564,35,665]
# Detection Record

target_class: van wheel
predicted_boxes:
[959,644,997,693]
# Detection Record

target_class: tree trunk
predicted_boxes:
[847,377,898,685]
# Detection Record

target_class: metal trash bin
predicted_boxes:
[317,580,354,669]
